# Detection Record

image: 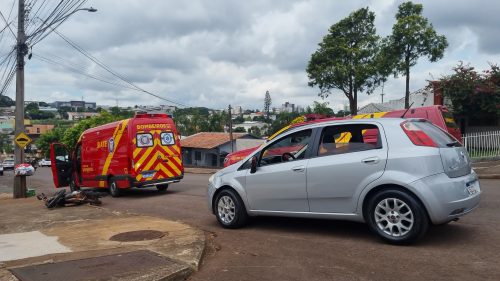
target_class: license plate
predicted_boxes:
[466,180,480,195]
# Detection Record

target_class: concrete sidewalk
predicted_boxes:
[473,160,500,179]
[0,197,206,281]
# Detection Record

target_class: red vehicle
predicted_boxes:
[224,105,461,167]
[50,113,184,197]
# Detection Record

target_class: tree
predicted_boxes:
[0,133,14,154]
[36,127,65,157]
[307,7,382,115]
[384,1,448,108]
[0,95,14,107]
[269,111,301,135]
[234,127,246,133]
[248,126,262,137]
[264,90,272,121]
[435,63,500,118]
[311,101,334,116]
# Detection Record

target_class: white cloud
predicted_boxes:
[1,0,499,112]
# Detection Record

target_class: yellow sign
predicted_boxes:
[15,132,32,148]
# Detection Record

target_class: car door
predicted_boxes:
[50,143,73,188]
[306,123,387,213]
[244,128,313,212]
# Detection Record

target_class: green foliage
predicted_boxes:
[248,126,262,137]
[307,7,382,115]
[234,127,246,133]
[264,91,272,120]
[269,111,301,136]
[0,133,14,154]
[61,111,118,149]
[36,127,65,158]
[334,110,351,117]
[233,116,245,124]
[25,102,56,120]
[175,107,210,116]
[436,63,500,117]
[384,1,448,108]
[35,110,130,156]
[173,108,227,136]
[58,106,71,119]
[311,101,334,116]
[0,95,14,107]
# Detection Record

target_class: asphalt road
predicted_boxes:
[1,168,499,281]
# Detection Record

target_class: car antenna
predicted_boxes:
[400,102,415,118]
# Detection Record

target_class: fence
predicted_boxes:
[462,130,500,159]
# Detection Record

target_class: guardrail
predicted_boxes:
[463,130,500,159]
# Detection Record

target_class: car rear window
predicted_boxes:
[317,124,381,156]
[411,121,460,148]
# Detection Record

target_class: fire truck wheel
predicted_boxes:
[109,179,121,197]
[157,184,169,192]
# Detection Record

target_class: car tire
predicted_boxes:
[0,171,3,176]
[109,178,121,198]
[366,189,429,245]
[214,189,248,229]
[156,184,169,192]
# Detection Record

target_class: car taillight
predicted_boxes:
[400,121,437,147]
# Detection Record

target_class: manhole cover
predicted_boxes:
[109,230,165,242]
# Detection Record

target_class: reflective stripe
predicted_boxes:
[99,119,130,187]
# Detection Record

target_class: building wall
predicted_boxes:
[26,124,55,135]
[182,148,221,167]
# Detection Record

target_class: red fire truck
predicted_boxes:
[50,112,184,197]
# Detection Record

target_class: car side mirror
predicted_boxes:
[250,156,257,174]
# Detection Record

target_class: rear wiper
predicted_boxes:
[446,141,460,147]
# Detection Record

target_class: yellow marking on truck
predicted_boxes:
[99,119,130,187]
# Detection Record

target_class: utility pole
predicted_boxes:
[13,0,27,198]
[380,81,385,103]
[228,105,234,153]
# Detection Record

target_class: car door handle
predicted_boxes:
[291,166,305,172]
[362,157,380,164]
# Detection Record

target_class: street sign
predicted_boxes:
[15,132,32,148]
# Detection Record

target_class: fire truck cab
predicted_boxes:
[50,113,184,197]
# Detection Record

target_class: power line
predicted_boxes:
[0,9,16,38]
[33,53,145,92]
[45,26,189,107]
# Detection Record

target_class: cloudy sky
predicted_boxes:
[1,0,499,112]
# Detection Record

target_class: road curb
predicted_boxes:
[478,174,500,179]
[0,201,206,281]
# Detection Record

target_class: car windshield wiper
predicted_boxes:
[446,141,460,147]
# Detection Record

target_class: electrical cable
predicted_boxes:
[33,53,145,92]
[47,28,189,107]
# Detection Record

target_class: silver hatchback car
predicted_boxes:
[208,118,481,244]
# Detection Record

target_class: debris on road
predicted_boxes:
[37,190,102,209]
[14,164,35,177]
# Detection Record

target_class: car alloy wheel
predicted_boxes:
[214,189,248,229]
[366,189,428,244]
[218,195,236,224]
[374,198,414,237]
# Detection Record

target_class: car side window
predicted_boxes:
[260,129,312,166]
[317,124,381,156]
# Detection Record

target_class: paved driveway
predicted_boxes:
[1,168,499,280]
